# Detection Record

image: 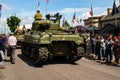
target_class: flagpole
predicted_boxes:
[92,15,94,37]
[37,1,40,10]
[115,1,117,29]
[46,0,49,15]
[91,4,94,37]
[46,3,47,15]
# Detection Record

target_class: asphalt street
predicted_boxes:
[0,49,120,80]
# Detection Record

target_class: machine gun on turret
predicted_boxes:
[46,13,62,20]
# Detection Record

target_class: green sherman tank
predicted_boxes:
[21,13,84,65]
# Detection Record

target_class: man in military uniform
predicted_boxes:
[22,25,27,34]
[34,10,42,20]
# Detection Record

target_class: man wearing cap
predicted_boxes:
[7,32,17,64]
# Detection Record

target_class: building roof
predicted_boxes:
[102,6,120,21]
[102,13,120,21]
[86,26,99,31]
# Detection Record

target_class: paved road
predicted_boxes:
[0,49,120,80]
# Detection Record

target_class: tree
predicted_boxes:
[7,15,21,33]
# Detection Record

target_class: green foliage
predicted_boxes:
[7,16,21,33]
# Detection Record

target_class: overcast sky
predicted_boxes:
[0,0,119,28]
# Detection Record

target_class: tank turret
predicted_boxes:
[32,12,62,31]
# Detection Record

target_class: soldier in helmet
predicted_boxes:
[34,10,42,20]
[22,25,27,34]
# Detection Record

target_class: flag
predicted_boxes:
[46,0,49,4]
[73,12,76,20]
[63,17,65,24]
[37,1,40,8]
[62,17,65,27]
[72,12,76,23]
[0,5,2,18]
[90,5,93,16]
[80,18,82,22]
[111,0,119,15]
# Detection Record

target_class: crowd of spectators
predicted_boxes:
[84,34,120,66]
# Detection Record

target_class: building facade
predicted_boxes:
[84,6,120,35]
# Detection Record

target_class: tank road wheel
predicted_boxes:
[68,46,84,63]
[77,46,84,57]
[34,47,48,65]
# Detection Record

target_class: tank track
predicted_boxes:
[34,47,48,65]
[21,43,48,65]
[67,46,84,63]
[21,42,84,65]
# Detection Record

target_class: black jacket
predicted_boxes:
[0,39,4,51]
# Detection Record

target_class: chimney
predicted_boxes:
[107,8,112,15]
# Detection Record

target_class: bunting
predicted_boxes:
[111,0,119,16]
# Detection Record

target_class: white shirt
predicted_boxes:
[8,35,17,46]
[108,39,114,44]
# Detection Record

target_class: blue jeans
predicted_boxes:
[0,50,4,67]
[100,46,105,58]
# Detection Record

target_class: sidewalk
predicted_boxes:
[0,69,6,80]
[0,53,16,80]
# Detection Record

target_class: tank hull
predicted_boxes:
[21,39,84,65]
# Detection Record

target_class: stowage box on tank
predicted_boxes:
[21,12,84,65]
